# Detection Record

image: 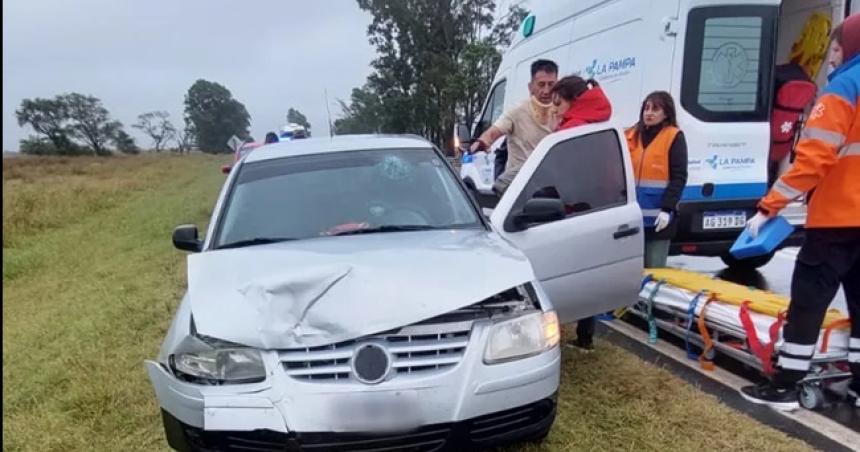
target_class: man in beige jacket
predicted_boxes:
[470,59,558,195]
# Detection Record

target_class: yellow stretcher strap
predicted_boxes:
[644,268,848,329]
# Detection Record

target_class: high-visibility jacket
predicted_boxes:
[759,54,860,227]
[627,126,680,227]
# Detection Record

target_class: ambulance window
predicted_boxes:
[681,6,777,122]
[475,80,507,137]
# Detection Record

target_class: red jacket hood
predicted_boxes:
[556,86,612,130]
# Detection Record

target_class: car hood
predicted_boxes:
[187,229,533,349]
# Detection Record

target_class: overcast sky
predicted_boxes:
[2,0,376,151]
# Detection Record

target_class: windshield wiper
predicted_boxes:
[328,225,449,237]
[217,237,297,249]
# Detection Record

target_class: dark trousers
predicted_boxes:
[576,316,596,344]
[493,147,507,181]
[774,228,860,388]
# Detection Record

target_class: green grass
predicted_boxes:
[505,339,811,452]
[2,155,812,451]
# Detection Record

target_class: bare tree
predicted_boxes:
[133,111,176,152]
[175,121,195,154]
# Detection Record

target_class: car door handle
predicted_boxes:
[613,225,640,239]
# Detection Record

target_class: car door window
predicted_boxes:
[505,130,627,230]
[475,80,507,138]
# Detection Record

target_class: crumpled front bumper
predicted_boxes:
[156,394,557,451]
[146,320,560,450]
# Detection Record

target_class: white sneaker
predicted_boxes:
[848,387,860,409]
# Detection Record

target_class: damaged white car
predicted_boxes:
[147,131,643,451]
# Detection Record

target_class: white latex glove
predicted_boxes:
[746,212,769,238]
[654,211,671,232]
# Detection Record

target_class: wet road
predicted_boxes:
[669,247,849,316]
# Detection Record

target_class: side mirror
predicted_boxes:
[173,224,202,252]
[512,198,565,231]
[221,164,232,174]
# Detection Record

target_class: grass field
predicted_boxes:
[2,154,812,451]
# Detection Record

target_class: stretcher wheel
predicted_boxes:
[799,384,825,410]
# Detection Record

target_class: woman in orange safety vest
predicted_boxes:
[626,92,688,268]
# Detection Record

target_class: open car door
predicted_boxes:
[490,125,644,323]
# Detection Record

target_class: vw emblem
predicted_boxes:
[352,343,392,384]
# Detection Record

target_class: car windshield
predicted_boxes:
[214,148,482,247]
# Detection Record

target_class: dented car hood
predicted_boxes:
[188,229,533,349]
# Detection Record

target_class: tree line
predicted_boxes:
[16,0,520,155]
[333,0,527,151]
[15,80,310,156]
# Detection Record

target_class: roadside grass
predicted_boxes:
[503,335,811,452]
[2,155,811,451]
[3,154,225,451]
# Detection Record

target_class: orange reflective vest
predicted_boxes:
[759,54,860,228]
[627,126,680,226]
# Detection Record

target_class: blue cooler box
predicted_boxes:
[730,215,794,259]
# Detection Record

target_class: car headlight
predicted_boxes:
[170,348,266,384]
[484,311,560,364]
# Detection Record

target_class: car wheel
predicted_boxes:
[720,251,775,270]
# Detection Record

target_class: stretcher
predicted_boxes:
[624,268,852,410]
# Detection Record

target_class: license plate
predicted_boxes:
[702,211,747,230]
[329,390,423,432]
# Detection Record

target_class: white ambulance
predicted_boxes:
[460,0,858,268]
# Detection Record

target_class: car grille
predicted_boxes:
[295,427,451,451]
[280,321,472,382]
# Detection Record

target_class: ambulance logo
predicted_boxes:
[705,155,720,170]
[810,103,826,120]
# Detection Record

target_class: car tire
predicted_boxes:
[720,251,775,270]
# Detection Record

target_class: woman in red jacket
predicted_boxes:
[550,75,613,352]
[552,76,612,131]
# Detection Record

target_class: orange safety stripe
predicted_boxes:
[697,294,717,371]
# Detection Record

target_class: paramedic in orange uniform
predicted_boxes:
[741,14,860,410]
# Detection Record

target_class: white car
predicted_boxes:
[147,130,643,451]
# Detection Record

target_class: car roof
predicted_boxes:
[244,134,434,163]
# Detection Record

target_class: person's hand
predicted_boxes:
[469,139,487,154]
[745,212,769,238]
[654,211,671,232]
